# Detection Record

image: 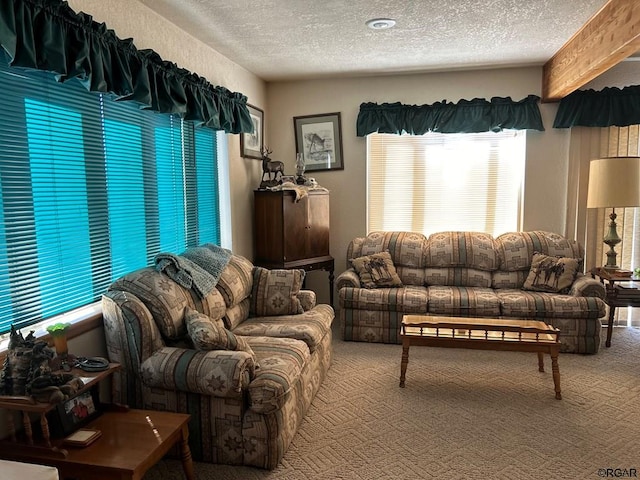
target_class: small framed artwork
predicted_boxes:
[241,104,264,160]
[48,389,101,438]
[294,112,344,172]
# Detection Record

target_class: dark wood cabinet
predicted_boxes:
[254,189,334,304]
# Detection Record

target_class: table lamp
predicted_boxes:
[587,156,640,270]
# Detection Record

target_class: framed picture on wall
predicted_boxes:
[241,104,264,159]
[293,112,343,172]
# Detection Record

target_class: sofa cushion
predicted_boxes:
[425,268,492,287]
[427,286,501,316]
[223,298,250,330]
[496,289,606,319]
[523,253,580,293]
[348,231,428,285]
[185,308,257,360]
[351,251,403,288]
[426,232,497,271]
[216,254,254,307]
[339,285,428,313]
[110,267,226,340]
[495,231,583,271]
[245,336,310,415]
[250,267,305,316]
[491,270,528,289]
[233,304,333,353]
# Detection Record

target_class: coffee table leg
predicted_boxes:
[551,352,562,400]
[399,341,410,388]
[537,352,544,372]
[180,424,195,480]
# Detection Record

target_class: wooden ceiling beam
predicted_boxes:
[542,0,640,103]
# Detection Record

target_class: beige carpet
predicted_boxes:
[145,326,640,480]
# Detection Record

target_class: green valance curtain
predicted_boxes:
[553,85,640,129]
[0,0,253,133]
[356,95,544,136]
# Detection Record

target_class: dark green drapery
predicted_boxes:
[553,85,640,129]
[0,0,253,133]
[356,95,544,136]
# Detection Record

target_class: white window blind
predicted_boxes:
[367,131,526,237]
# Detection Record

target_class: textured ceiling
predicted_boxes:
[140,0,611,82]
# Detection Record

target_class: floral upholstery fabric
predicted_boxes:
[426,231,497,271]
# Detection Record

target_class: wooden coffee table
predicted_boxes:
[1,409,194,480]
[399,315,562,399]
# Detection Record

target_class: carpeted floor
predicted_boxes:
[145,325,640,480]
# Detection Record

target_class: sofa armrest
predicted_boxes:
[140,347,256,397]
[298,290,317,311]
[569,273,606,300]
[336,268,361,289]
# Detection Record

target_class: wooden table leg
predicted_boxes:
[7,411,16,442]
[550,351,562,400]
[537,352,544,372]
[399,341,410,388]
[180,424,195,480]
[606,304,615,348]
[40,413,51,448]
[22,411,33,445]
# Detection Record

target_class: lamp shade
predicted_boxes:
[587,156,640,208]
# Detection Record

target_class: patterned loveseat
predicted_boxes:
[337,231,606,354]
[101,252,334,469]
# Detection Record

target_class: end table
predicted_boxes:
[591,267,640,347]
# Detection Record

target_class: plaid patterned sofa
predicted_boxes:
[101,253,334,469]
[337,231,606,354]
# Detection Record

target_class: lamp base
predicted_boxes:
[603,209,621,270]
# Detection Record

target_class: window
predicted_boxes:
[0,53,230,335]
[367,131,526,237]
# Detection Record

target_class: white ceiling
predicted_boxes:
[140,0,611,82]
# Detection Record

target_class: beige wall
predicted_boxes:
[267,68,570,299]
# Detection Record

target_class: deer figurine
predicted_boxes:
[260,146,284,183]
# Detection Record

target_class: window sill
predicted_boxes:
[0,302,103,362]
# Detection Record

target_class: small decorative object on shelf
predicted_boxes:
[259,146,284,189]
[46,322,76,371]
[295,153,306,185]
[63,428,102,447]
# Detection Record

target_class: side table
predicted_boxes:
[0,363,120,453]
[590,267,640,347]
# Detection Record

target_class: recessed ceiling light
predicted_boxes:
[366,18,396,30]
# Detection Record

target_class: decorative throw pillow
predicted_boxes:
[184,308,256,358]
[250,267,305,316]
[351,251,403,289]
[522,252,580,293]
